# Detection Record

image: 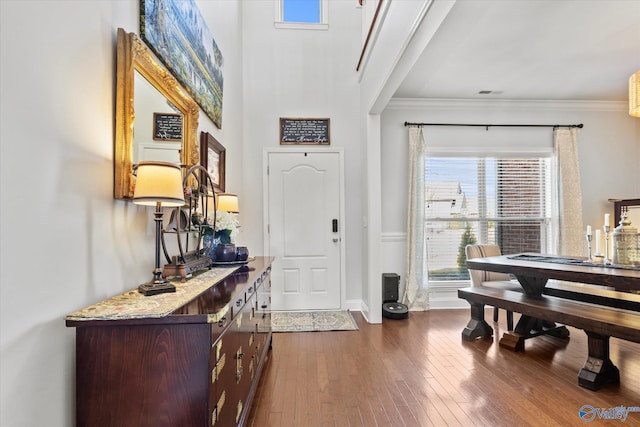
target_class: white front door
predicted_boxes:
[265,150,343,310]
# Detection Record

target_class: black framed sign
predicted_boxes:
[153,113,183,141]
[279,118,330,145]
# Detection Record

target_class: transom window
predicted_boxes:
[275,0,328,29]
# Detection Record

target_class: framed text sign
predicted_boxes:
[153,113,183,141]
[279,118,330,145]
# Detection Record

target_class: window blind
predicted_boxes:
[425,156,553,281]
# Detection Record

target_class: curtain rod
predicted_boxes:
[403,122,583,129]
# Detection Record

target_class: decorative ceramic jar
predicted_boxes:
[215,243,237,263]
[236,246,249,261]
[612,213,639,266]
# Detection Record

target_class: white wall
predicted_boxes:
[357,0,456,321]
[241,0,364,304]
[380,98,640,302]
[2,0,636,424]
[0,1,243,425]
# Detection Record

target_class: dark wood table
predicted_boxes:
[466,253,640,296]
[465,253,640,350]
[463,253,640,389]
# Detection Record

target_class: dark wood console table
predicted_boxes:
[66,256,273,427]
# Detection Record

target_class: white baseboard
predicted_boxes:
[346,290,467,321]
[357,300,382,324]
[343,299,362,312]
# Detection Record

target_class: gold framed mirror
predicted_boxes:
[115,28,199,200]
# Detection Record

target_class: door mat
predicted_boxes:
[271,310,359,332]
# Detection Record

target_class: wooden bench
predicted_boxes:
[544,281,640,311]
[458,286,640,390]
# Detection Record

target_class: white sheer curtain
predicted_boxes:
[554,127,584,256]
[402,127,429,310]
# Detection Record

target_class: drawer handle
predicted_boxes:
[261,304,268,309]
[217,316,227,328]
[236,299,242,307]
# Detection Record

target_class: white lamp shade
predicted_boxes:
[630,70,640,118]
[217,193,239,213]
[133,161,185,207]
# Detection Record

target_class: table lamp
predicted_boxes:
[216,193,239,213]
[133,161,185,296]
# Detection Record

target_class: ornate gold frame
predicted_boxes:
[114,28,199,200]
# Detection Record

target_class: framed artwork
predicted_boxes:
[200,132,225,192]
[140,0,224,128]
[279,117,330,145]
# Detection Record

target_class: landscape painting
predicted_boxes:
[141,0,224,128]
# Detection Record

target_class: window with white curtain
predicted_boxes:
[425,156,555,282]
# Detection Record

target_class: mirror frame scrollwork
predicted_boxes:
[115,28,199,200]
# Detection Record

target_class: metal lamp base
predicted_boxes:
[138,280,176,296]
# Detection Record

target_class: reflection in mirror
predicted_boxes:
[115,28,199,200]
[613,199,640,228]
[628,206,640,228]
[133,72,181,165]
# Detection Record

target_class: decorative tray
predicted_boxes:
[212,256,254,267]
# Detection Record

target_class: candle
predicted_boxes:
[604,213,610,227]
[586,225,592,236]
[595,229,601,253]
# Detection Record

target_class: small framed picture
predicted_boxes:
[200,132,225,192]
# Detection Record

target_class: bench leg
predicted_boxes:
[499,315,570,352]
[578,332,620,391]
[500,314,542,351]
[461,302,493,341]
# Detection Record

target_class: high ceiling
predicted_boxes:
[394,0,640,102]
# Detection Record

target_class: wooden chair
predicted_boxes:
[465,244,519,331]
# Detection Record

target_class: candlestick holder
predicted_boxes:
[604,225,612,265]
[586,234,593,262]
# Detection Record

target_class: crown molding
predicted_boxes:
[386,97,628,112]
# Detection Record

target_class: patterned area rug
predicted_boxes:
[271,310,359,332]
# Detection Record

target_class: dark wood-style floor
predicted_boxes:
[247,309,640,426]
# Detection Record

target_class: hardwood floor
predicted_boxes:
[247,309,640,426]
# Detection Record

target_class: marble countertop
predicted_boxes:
[65,266,239,322]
